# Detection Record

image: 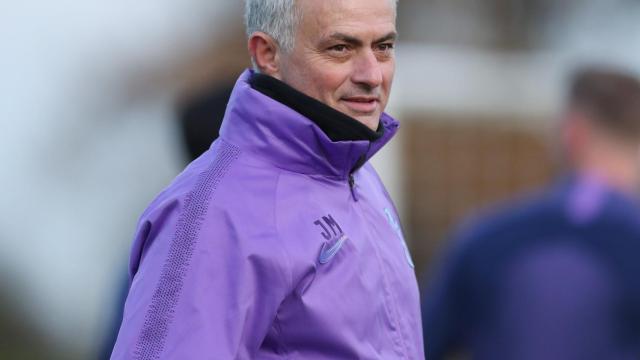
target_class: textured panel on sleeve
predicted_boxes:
[134,140,240,360]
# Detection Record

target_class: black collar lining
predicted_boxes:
[249,73,384,142]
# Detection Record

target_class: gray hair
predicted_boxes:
[244,0,399,54]
[244,0,300,53]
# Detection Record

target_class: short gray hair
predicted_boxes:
[244,0,300,53]
[244,0,399,54]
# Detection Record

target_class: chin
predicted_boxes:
[354,115,380,131]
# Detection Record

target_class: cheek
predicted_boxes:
[332,66,356,93]
[314,71,350,100]
[382,62,395,86]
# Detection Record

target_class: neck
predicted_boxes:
[575,146,640,194]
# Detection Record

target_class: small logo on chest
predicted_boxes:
[314,214,348,264]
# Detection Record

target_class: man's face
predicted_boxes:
[275,0,397,131]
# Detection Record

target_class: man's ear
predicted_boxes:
[248,32,281,78]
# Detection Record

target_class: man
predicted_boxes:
[422,67,640,359]
[111,0,424,358]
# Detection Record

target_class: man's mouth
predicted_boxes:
[340,96,379,114]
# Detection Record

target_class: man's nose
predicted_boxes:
[351,49,383,89]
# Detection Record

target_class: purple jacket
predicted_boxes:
[112,70,424,359]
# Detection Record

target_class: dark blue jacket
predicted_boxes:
[423,174,640,360]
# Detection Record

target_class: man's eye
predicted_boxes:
[377,43,395,52]
[329,44,349,52]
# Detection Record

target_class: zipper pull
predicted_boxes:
[348,154,366,202]
[348,173,358,201]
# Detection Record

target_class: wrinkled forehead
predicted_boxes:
[295,0,397,39]
[296,0,397,18]
[296,0,398,10]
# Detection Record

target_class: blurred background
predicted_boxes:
[2,0,640,358]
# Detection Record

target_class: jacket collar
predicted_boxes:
[219,69,399,179]
[249,72,384,142]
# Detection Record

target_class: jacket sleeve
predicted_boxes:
[110,199,291,359]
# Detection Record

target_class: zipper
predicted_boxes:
[350,177,411,358]
[348,153,369,202]
[348,173,357,201]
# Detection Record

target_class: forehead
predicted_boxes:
[296,0,396,40]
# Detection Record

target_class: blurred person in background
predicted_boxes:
[111,0,424,358]
[178,83,232,161]
[422,66,640,359]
